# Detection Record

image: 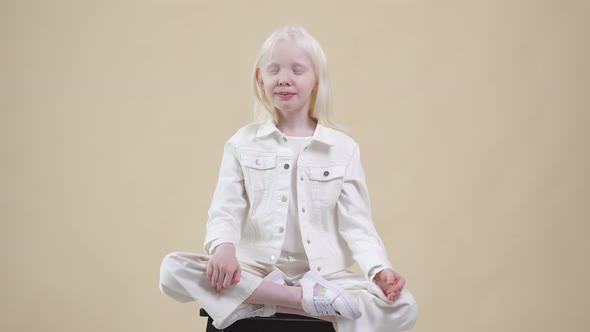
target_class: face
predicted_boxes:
[258,39,318,117]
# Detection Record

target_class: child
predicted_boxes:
[159,25,418,331]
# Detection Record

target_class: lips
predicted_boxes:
[276,92,295,99]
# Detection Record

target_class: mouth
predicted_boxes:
[276,92,296,99]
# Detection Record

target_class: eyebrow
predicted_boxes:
[266,61,309,67]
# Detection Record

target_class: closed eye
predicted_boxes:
[266,65,279,74]
[293,66,307,74]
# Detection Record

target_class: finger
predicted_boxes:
[377,281,393,296]
[231,266,241,286]
[206,262,212,281]
[394,276,406,292]
[385,276,397,289]
[216,271,225,292]
[385,289,395,299]
[210,266,219,289]
[380,284,394,297]
[387,291,396,301]
[391,287,401,301]
[222,270,233,288]
[385,282,402,300]
[230,273,240,286]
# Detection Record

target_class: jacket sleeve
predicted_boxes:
[204,138,248,254]
[337,144,394,279]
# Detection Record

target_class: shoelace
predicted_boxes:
[313,297,338,316]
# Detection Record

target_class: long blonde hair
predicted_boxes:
[251,26,346,132]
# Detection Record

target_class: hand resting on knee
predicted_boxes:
[206,243,241,293]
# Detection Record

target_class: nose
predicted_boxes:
[278,71,291,86]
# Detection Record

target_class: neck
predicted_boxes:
[276,113,317,137]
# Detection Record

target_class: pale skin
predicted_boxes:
[206,39,406,320]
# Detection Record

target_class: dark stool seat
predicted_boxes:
[199,308,335,332]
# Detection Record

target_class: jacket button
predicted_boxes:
[284,164,289,169]
[255,159,261,165]
[282,137,288,142]
[301,207,305,213]
[307,239,311,244]
[270,255,276,261]
[300,176,303,181]
[278,226,284,233]
[281,196,287,203]
[316,266,321,272]
[323,171,329,176]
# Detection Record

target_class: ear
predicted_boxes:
[255,68,263,86]
[313,80,319,91]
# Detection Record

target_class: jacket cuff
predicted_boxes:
[356,252,393,280]
[204,231,239,254]
[204,238,237,255]
[368,265,395,281]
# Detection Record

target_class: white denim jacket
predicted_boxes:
[204,119,393,279]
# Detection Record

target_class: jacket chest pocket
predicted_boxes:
[241,153,277,191]
[308,164,346,207]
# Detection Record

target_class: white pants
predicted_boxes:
[159,251,418,331]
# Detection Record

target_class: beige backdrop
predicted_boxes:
[2,0,589,331]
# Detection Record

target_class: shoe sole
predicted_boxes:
[305,270,362,319]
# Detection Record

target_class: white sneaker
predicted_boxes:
[215,269,285,329]
[215,303,275,329]
[299,270,362,320]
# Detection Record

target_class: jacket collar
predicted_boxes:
[255,119,336,146]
